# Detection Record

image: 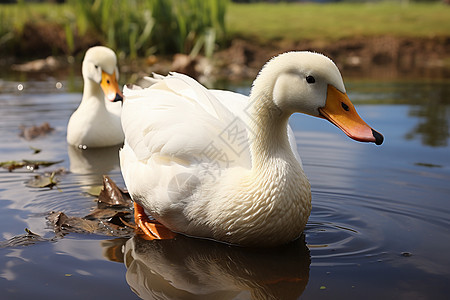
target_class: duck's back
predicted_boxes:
[121,73,252,168]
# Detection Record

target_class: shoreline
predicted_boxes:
[3,36,450,83]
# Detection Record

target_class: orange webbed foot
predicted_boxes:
[133,202,176,240]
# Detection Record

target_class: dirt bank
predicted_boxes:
[212,36,450,80]
[4,27,450,82]
[113,36,450,82]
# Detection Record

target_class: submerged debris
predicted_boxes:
[19,122,54,140]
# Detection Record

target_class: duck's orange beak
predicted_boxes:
[319,85,383,145]
[100,70,123,102]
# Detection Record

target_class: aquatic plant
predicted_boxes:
[69,0,227,57]
[0,0,227,58]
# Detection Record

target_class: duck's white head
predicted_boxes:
[82,46,123,102]
[251,51,383,145]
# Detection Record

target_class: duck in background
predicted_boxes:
[67,46,124,149]
[119,51,383,247]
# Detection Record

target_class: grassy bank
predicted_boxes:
[0,0,227,58]
[0,1,449,58]
[227,2,450,43]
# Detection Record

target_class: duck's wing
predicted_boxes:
[122,73,252,169]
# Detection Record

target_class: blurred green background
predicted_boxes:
[0,0,448,59]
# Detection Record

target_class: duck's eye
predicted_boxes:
[106,79,110,84]
[306,75,315,84]
[95,65,99,69]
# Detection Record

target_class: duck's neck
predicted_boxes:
[229,91,309,246]
[247,91,296,171]
[81,78,105,107]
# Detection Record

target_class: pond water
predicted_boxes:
[0,73,449,299]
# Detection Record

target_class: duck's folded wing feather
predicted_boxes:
[122,74,251,168]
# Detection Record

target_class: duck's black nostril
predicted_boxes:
[372,129,384,145]
[341,102,349,111]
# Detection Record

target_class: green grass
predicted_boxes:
[0,3,67,34]
[0,0,227,57]
[227,2,450,43]
[69,0,226,57]
[0,1,449,57]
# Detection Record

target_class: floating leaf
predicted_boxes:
[29,146,42,154]
[48,211,98,235]
[86,185,103,197]
[0,228,50,248]
[23,159,64,170]
[98,175,132,208]
[0,159,63,172]
[414,162,442,168]
[46,177,135,238]
[85,209,131,225]
[44,167,67,176]
[0,160,25,171]
[25,172,59,189]
[47,210,134,238]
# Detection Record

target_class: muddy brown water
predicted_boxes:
[0,75,449,299]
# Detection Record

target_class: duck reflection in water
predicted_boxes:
[67,144,122,187]
[102,235,310,300]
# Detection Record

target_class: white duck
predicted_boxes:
[120,51,383,247]
[67,46,124,148]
